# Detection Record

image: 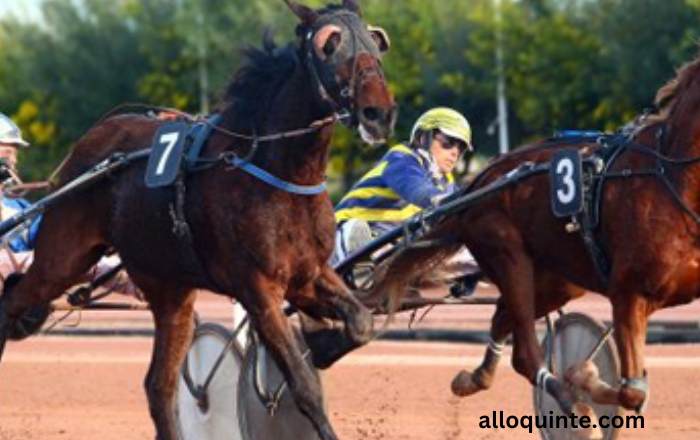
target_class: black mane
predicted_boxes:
[223,33,299,131]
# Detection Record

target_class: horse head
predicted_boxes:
[285,0,396,144]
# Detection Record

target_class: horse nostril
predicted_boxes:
[362,107,380,122]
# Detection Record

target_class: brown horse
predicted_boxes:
[374,51,700,434]
[0,2,395,440]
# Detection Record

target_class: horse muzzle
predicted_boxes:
[357,103,397,145]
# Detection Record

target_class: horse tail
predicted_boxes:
[371,235,462,322]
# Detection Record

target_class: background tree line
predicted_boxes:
[1,0,699,197]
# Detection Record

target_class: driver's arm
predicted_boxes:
[382,152,444,209]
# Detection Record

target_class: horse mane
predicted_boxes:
[222,32,299,132]
[640,50,700,130]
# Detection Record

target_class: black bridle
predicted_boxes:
[299,10,385,123]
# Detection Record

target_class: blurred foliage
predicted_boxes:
[1,0,699,195]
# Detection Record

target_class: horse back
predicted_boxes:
[462,140,608,292]
[53,114,158,186]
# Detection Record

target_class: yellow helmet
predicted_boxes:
[410,107,472,151]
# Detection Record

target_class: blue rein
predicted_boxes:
[229,157,327,196]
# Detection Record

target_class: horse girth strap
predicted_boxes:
[227,157,327,196]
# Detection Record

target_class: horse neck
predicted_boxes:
[654,96,700,203]
[662,85,700,159]
[250,65,334,186]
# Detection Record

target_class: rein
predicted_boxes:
[604,134,700,227]
[98,104,348,196]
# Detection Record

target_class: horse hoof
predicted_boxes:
[451,370,485,397]
[1,273,51,341]
[7,305,51,340]
[620,384,648,412]
[564,360,599,391]
[571,402,602,440]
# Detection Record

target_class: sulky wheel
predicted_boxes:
[175,322,245,440]
[534,312,622,440]
[237,326,322,440]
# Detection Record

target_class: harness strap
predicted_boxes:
[656,164,700,225]
[186,114,222,170]
[229,157,327,196]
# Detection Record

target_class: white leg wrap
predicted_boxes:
[488,339,505,357]
[537,368,554,390]
[621,371,650,413]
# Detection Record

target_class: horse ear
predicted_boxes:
[368,25,390,53]
[343,0,362,16]
[284,0,319,25]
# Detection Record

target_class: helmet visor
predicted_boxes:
[436,128,471,153]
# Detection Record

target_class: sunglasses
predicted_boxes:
[435,133,467,153]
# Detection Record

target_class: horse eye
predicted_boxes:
[323,33,341,57]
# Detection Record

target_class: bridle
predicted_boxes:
[300,10,385,124]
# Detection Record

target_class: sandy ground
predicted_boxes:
[1,290,700,440]
[1,335,700,440]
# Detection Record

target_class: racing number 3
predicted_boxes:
[550,149,583,218]
[556,158,576,205]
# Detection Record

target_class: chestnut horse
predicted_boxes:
[0,2,395,440]
[375,52,700,434]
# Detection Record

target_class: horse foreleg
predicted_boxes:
[452,299,508,397]
[0,206,107,349]
[294,265,373,369]
[245,274,337,440]
[143,287,196,440]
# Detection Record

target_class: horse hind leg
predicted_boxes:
[469,233,603,436]
[140,281,196,440]
[452,274,585,398]
[452,299,508,397]
[294,265,373,369]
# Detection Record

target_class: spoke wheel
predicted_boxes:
[238,326,322,440]
[176,322,244,440]
[534,312,622,440]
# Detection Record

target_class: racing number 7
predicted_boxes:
[155,132,181,176]
[145,121,188,188]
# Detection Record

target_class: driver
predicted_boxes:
[0,113,38,252]
[333,107,481,295]
[0,112,138,298]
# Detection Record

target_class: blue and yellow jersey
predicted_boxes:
[335,144,455,224]
[1,197,40,252]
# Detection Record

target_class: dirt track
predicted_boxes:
[2,291,700,440]
[1,335,700,440]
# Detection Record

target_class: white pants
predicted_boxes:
[332,218,480,282]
